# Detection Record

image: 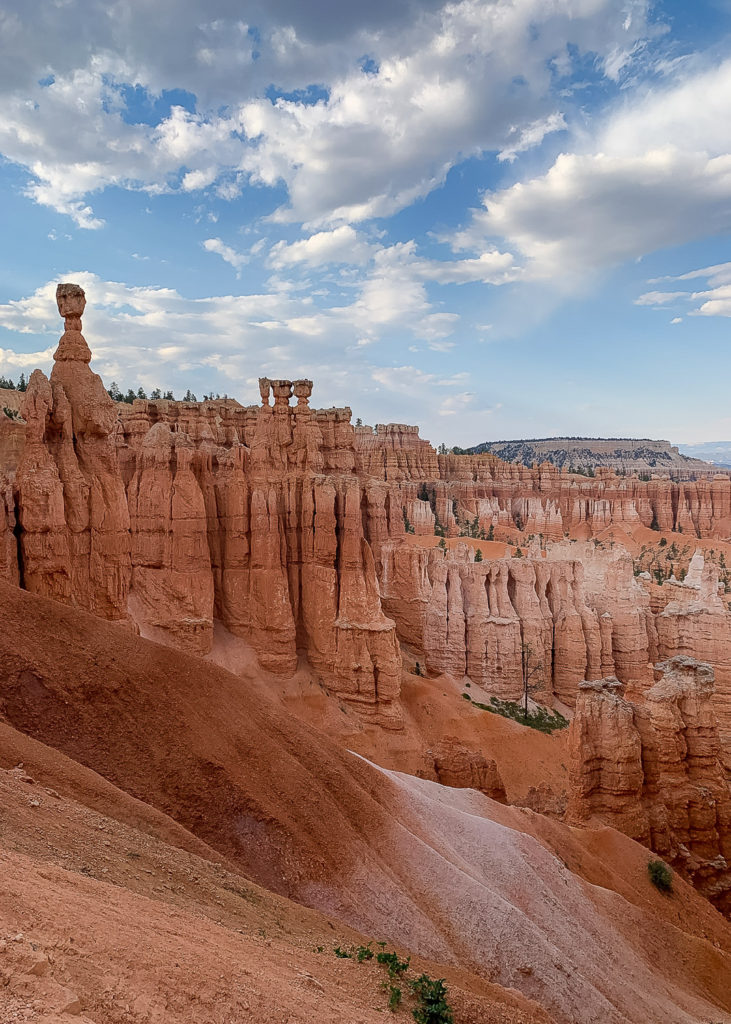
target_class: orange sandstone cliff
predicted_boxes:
[568,658,731,914]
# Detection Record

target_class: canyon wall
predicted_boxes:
[379,538,731,746]
[3,287,403,727]
[567,659,731,915]
[353,426,731,540]
[2,284,731,735]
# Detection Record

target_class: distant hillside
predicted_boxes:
[677,441,731,468]
[466,437,714,476]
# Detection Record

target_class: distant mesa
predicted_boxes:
[466,436,714,476]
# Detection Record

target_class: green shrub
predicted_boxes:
[376,950,410,978]
[388,985,402,1011]
[410,974,454,1024]
[356,943,374,962]
[466,694,568,734]
[648,859,673,893]
[334,945,353,958]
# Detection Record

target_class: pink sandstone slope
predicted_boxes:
[0,579,729,1024]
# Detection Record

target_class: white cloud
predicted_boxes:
[634,291,687,306]
[0,271,502,440]
[455,58,731,279]
[633,261,731,319]
[202,237,249,273]
[0,0,655,227]
[670,316,682,324]
[269,225,375,267]
[498,112,567,164]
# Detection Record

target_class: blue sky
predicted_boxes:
[1,0,731,448]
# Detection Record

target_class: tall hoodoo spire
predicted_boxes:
[54,282,92,364]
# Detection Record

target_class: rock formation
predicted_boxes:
[6,288,402,726]
[15,285,131,619]
[429,737,507,802]
[466,436,712,476]
[3,283,731,737]
[568,659,731,913]
[380,540,657,704]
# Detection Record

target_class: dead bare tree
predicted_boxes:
[520,640,543,721]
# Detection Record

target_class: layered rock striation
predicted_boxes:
[3,284,731,734]
[568,659,731,913]
[6,287,403,727]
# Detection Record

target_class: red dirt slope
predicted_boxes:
[0,579,729,1024]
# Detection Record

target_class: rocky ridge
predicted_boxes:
[466,436,713,476]
[568,657,731,915]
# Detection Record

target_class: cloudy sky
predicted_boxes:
[1,0,730,447]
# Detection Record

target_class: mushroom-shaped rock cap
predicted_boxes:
[56,282,86,320]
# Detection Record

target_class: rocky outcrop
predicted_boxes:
[15,285,131,620]
[568,659,731,914]
[379,540,656,704]
[4,282,731,735]
[352,428,731,539]
[8,290,402,726]
[127,424,214,653]
[430,737,507,802]
[652,551,731,751]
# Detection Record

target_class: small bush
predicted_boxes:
[376,950,410,978]
[648,859,673,893]
[410,974,454,1024]
[334,945,353,958]
[356,943,374,962]
[466,694,568,734]
[388,985,402,1011]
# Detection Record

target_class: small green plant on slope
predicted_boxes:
[377,950,411,978]
[388,985,402,1011]
[410,974,454,1024]
[648,859,673,893]
[334,943,454,1021]
[464,693,568,734]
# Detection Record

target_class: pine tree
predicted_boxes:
[17,372,27,392]
[475,548,483,562]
